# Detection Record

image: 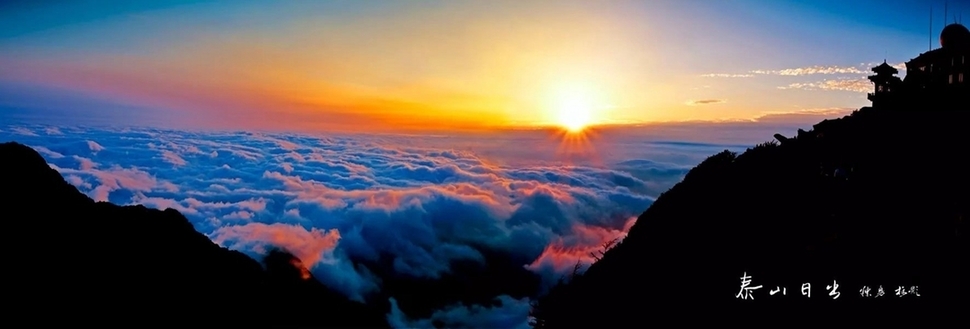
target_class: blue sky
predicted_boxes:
[1,0,962,132]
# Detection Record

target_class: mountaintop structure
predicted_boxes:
[868,23,970,109]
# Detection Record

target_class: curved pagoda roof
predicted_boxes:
[871,60,898,75]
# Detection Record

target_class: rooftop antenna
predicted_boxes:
[930,5,934,50]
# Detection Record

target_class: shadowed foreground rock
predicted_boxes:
[530,107,969,327]
[0,141,389,328]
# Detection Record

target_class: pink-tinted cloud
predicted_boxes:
[73,155,98,170]
[210,222,341,268]
[274,139,299,151]
[526,217,637,275]
[262,169,522,214]
[87,140,105,153]
[65,175,92,189]
[161,150,187,166]
[158,181,180,193]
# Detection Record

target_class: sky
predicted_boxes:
[2,1,964,328]
[0,0,959,133]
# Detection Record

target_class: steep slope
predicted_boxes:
[530,107,969,327]
[0,142,389,328]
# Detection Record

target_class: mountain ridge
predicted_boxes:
[530,107,969,327]
[0,141,389,328]
[3,106,967,327]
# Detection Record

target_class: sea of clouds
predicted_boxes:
[1,123,754,328]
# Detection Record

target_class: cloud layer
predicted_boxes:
[2,123,744,327]
[777,78,872,93]
[705,62,906,78]
[702,62,907,93]
[388,295,533,329]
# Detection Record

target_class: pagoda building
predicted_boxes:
[867,61,902,108]
[868,23,970,109]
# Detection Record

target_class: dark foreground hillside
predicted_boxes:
[0,142,389,328]
[531,107,969,327]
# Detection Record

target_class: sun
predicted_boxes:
[553,86,598,133]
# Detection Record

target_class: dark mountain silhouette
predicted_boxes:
[0,142,389,328]
[530,107,969,327]
[4,106,967,327]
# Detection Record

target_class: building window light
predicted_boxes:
[960,73,965,83]
[949,74,954,84]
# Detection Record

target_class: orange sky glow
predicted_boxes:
[0,0,934,133]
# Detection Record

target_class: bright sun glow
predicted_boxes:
[552,85,600,133]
